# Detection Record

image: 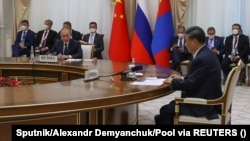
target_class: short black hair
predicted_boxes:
[89,21,97,26]
[207,27,215,32]
[178,25,185,31]
[21,19,29,25]
[185,26,206,44]
[63,21,72,28]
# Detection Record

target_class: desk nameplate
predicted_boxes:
[39,55,58,63]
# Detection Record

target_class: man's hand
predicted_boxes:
[19,43,25,48]
[40,47,47,52]
[171,44,179,50]
[60,55,70,60]
[178,48,184,53]
[163,74,182,84]
[211,48,219,54]
[230,56,238,62]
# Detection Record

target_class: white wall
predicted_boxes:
[0,0,12,57]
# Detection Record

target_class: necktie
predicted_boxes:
[22,31,26,43]
[179,38,183,48]
[63,43,67,55]
[209,39,213,49]
[42,30,48,47]
[233,36,238,49]
[232,36,238,56]
[89,34,94,44]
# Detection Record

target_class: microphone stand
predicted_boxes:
[120,72,137,81]
[99,65,142,81]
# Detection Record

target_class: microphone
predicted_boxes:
[99,65,143,81]
[119,65,142,75]
[119,65,142,81]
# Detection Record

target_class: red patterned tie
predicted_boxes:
[42,30,48,47]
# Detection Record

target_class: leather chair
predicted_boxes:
[173,65,241,125]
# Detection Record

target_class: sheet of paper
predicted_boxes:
[84,59,94,61]
[131,78,165,86]
[66,59,82,62]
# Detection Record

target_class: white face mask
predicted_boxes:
[90,28,96,33]
[208,35,214,39]
[178,33,184,38]
[232,29,239,35]
[44,25,49,30]
[20,25,27,31]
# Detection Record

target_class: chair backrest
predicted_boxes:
[223,66,241,116]
[81,44,94,59]
[237,59,245,69]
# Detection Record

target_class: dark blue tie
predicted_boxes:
[179,38,183,48]
[63,44,67,55]
[22,31,26,43]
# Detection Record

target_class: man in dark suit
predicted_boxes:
[35,19,57,55]
[155,26,222,125]
[221,23,249,83]
[205,27,224,63]
[82,21,104,59]
[12,19,35,57]
[57,21,82,41]
[169,25,192,74]
[49,28,82,59]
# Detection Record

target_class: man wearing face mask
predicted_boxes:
[12,19,35,57]
[35,19,57,55]
[82,21,104,59]
[205,27,224,63]
[221,23,249,84]
[169,25,193,74]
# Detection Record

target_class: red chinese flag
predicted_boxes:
[109,0,131,62]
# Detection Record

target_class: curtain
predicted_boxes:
[12,0,30,42]
[171,0,189,33]
[29,0,113,59]
[185,0,249,37]
[6,0,250,58]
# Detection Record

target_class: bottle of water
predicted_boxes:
[128,58,136,78]
[30,46,34,59]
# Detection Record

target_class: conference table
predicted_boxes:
[0,57,175,140]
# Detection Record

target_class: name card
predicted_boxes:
[39,55,58,63]
[84,69,99,82]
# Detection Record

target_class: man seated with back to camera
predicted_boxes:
[48,28,82,59]
[155,26,222,125]
[169,25,193,75]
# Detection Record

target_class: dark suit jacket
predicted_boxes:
[171,46,222,119]
[169,36,193,61]
[205,36,224,63]
[224,34,249,63]
[14,29,36,50]
[57,29,82,41]
[82,33,104,59]
[49,39,82,59]
[35,29,58,53]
